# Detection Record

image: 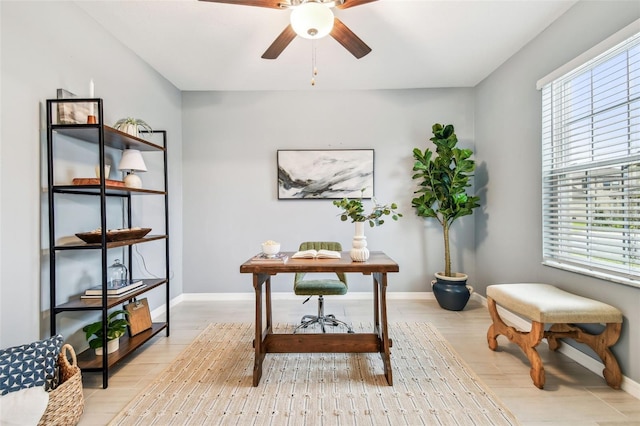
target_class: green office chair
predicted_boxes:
[293,241,354,333]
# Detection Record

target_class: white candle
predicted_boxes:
[89,79,95,116]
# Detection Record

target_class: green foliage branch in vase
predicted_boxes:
[333,189,402,262]
[333,190,402,227]
[411,123,480,277]
[83,309,130,350]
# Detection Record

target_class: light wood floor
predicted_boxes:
[78,297,640,425]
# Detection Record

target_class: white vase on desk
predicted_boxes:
[350,222,370,262]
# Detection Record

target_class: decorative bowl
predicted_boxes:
[76,227,152,243]
[261,240,280,257]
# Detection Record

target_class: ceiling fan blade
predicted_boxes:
[262,25,297,59]
[198,0,282,9]
[330,18,371,59]
[336,0,377,10]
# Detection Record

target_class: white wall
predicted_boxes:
[0,1,183,349]
[181,89,475,295]
[474,1,640,383]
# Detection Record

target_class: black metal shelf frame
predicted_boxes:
[45,98,170,389]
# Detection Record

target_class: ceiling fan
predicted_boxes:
[199,0,376,60]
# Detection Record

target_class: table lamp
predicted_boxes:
[118,149,147,188]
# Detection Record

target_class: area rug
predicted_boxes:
[109,322,519,425]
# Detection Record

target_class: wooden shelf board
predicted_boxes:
[77,322,167,370]
[52,124,164,151]
[53,184,165,196]
[54,279,167,311]
[55,234,167,250]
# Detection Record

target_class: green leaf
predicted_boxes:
[333,189,401,227]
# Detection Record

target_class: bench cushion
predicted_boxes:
[487,283,622,324]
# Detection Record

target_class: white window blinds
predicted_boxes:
[541,30,640,285]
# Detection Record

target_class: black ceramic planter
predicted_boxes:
[431,272,472,311]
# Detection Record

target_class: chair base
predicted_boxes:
[294,295,354,334]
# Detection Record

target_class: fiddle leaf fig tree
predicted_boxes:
[411,123,480,277]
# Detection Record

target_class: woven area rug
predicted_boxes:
[109,322,519,425]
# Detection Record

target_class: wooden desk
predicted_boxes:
[240,251,399,386]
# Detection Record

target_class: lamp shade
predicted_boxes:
[290,2,334,39]
[118,149,147,172]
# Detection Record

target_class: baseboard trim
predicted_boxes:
[179,291,435,301]
[159,291,639,399]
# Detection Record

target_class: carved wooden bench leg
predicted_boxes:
[487,297,546,388]
[546,322,622,389]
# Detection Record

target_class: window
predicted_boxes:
[540,27,640,287]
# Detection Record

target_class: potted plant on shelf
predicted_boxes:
[411,123,480,310]
[114,117,153,138]
[333,190,402,261]
[83,309,130,356]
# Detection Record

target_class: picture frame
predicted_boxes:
[277,149,374,199]
[56,88,93,124]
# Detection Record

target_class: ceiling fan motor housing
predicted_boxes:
[290,1,334,39]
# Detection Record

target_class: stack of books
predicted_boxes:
[81,279,145,299]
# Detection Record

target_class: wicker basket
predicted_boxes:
[38,344,84,426]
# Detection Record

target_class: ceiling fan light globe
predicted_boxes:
[290,2,334,40]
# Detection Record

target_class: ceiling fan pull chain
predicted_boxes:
[311,39,318,86]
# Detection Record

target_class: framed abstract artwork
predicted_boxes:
[277,149,374,199]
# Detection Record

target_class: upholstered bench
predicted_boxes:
[486,283,623,389]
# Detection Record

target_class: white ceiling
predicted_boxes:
[76,0,577,91]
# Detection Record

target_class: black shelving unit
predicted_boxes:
[45,98,170,388]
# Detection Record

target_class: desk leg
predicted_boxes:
[265,277,273,331]
[373,276,380,333]
[253,273,270,386]
[374,272,393,385]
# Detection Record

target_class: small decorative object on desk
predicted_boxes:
[251,252,288,263]
[261,240,281,257]
[292,249,341,259]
